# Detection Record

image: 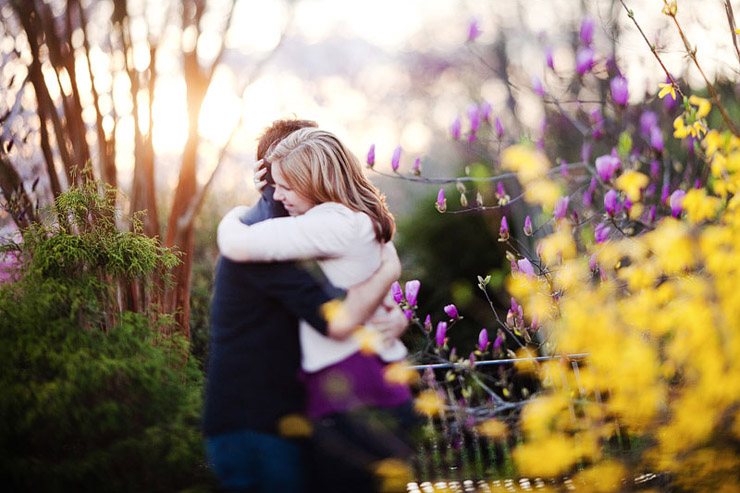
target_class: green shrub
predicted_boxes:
[0,180,212,492]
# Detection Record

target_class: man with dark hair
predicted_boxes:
[203,119,406,493]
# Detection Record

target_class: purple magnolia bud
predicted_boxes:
[404,309,414,320]
[554,196,569,220]
[580,16,595,46]
[650,126,664,152]
[390,281,403,304]
[436,188,447,212]
[444,304,459,319]
[589,253,599,271]
[480,101,492,122]
[495,117,504,138]
[511,297,518,313]
[499,216,510,241]
[451,117,462,140]
[424,314,432,332]
[583,189,593,207]
[595,154,620,182]
[604,189,618,217]
[391,146,402,171]
[649,205,657,223]
[517,258,535,277]
[478,328,489,352]
[412,157,421,175]
[496,182,506,198]
[661,183,670,205]
[624,196,633,213]
[640,111,659,136]
[531,316,539,331]
[524,216,533,236]
[670,189,686,218]
[545,45,554,70]
[435,321,447,346]
[404,280,421,307]
[366,144,376,167]
[610,75,629,106]
[467,104,480,132]
[493,335,503,351]
[650,160,660,178]
[467,17,482,42]
[576,46,595,75]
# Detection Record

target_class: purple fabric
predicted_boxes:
[302,352,412,419]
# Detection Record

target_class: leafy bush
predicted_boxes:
[0,180,212,492]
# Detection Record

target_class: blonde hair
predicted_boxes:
[266,128,395,242]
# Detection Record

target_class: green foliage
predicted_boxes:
[395,189,508,353]
[0,181,212,491]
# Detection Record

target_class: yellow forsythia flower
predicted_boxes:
[277,414,314,438]
[658,82,676,100]
[353,327,379,355]
[478,419,509,439]
[615,170,649,202]
[688,95,711,119]
[682,188,721,224]
[661,0,677,16]
[383,361,420,386]
[414,389,445,417]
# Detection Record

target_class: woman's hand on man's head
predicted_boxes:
[253,159,268,194]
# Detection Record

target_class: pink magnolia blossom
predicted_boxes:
[435,321,448,346]
[391,146,402,171]
[366,144,375,167]
[478,328,489,352]
[404,280,421,307]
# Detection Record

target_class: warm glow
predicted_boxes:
[151,78,188,153]
[198,74,242,146]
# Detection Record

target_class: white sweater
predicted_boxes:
[217,202,407,372]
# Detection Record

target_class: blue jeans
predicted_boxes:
[206,429,305,493]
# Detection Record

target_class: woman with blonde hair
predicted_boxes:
[217,127,416,492]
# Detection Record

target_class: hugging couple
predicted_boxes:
[203,119,418,493]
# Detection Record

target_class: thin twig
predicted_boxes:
[669,12,740,136]
[725,0,740,70]
[618,1,684,99]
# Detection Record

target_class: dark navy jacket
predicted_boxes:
[203,189,341,437]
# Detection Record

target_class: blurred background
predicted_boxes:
[2,0,739,357]
[3,0,740,489]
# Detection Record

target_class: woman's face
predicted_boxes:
[272,161,315,216]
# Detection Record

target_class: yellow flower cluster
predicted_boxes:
[673,95,711,139]
[501,145,561,209]
[503,126,740,489]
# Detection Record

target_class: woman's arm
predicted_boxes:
[324,242,405,339]
[217,203,355,262]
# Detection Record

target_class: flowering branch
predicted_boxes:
[665,4,740,136]
[619,0,684,100]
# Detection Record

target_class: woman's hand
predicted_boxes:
[253,159,268,193]
[378,242,402,282]
[369,303,409,345]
